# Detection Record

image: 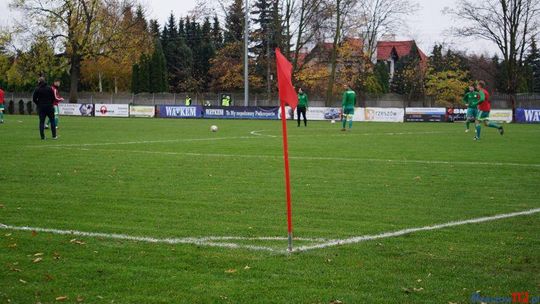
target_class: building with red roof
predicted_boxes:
[376,40,428,79]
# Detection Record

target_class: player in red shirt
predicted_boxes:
[0,86,4,123]
[45,79,64,129]
[474,81,504,140]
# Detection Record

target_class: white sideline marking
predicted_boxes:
[250,130,277,138]
[1,208,538,254]
[292,208,540,253]
[27,136,259,148]
[52,147,540,168]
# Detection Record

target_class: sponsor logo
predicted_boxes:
[470,292,539,303]
[100,106,108,114]
[166,106,197,117]
[524,109,540,122]
[205,109,224,116]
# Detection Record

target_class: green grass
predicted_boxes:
[0,115,539,303]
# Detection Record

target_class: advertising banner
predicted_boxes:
[516,108,540,123]
[129,105,155,118]
[204,106,279,120]
[280,107,366,121]
[158,105,203,118]
[94,104,129,117]
[405,107,447,122]
[446,108,467,122]
[305,107,341,121]
[489,109,513,123]
[363,107,404,122]
[58,103,94,116]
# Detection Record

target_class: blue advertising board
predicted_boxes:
[158,105,203,118]
[516,108,540,123]
[203,106,279,120]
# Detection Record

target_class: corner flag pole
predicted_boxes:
[280,103,294,252]
[275,48,297,252]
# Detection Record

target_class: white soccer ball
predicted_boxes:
[331,119,336,124]
[210,125,218,132]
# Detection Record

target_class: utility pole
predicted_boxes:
[244,0,249,106]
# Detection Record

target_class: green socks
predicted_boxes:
[348,119,353,129]
[0,112,3,122]
[475,125,482,139]
[342,117,347,129]
[466,120,470,130]
[487,122,500,129]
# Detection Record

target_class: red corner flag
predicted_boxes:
[276,48,298,109]
[275,48,296,252]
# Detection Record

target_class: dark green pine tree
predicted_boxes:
[251,0,272,82]
[149,19,160,39]
[525,38,540,93]
[138,54,151,93]
[390,43,424,100]
[149,39,168,93]
[131,63,140,93]
[162,13,193,92]
[374,62,390,93]
[224,0,244,43]
[211,16,224,50]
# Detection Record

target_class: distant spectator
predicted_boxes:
[297,88,308,127]
[32,77,57,140]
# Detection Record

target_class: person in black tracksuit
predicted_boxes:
[33,78,57,140]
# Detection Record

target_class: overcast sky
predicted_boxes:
[0,0,498,56]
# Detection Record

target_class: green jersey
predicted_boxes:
[342,89,356,109]
[298,93,308,107]
[463,91,479,108]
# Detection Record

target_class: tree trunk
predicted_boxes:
[69,54,82,103]
[326,0,342,107]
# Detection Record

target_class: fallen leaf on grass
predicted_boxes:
[31,230,37,237]
[53,252,61,260]
[70,239,86,245]
[225,269,237,274]
[34,253,44,257]
[414,176,422,180]
[19,279,27,284]
[5,233,12,237]
[244,265,250,270]
[329,300,343,304]
[55,296,68,301]
[413,287,424,292]
[33,257,43,263]
[0,204,4,208]
[44,274,54,281]
[8,243,17,248]
[9,265,21,272]
[76,295,84,302]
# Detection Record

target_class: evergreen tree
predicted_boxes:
[525,38,540,93]
[149,39,168,93]
[162,13,193,92]
[212,16,224,50]
[374,62,390,93]
[138,54,151,93]
[131,63,140,93]
[225,0,244,43]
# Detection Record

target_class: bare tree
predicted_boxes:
[356,0,419,61]
[10,0,141,102]
[448,0,540,94]
[326,0,357,105]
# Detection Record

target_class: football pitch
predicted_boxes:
[1,116,539,303]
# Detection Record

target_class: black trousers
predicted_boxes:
[297,106,307,126]
[38,105,56,139]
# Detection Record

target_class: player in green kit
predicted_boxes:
[341,84,356,131]
[462,85,479,132]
